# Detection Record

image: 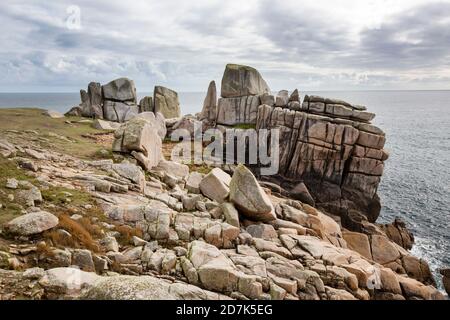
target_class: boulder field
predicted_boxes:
[0,63,447,300]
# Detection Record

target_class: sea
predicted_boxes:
[0,90,449,288]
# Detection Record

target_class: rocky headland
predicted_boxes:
[0,64,448,300]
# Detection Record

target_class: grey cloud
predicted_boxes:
[256,0,450,73]
[355,3,450,69]
[1,0,450,91]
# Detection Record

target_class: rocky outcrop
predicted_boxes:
[113,116,162,171]
[1,65,444,302]
[256,104,388,224]
[379,218,414,250]
[301,95,374,123]
[229,165,276,222]
[154,86,181,119]
[66,78,148,123]
[82,274,227,300]
[216,64,270,126]
[102,78,139,123]
[221,64,270,98]
[216,96,261,126]
[79,82,104,119]
[199,81,217,125]
[139,96,154,113]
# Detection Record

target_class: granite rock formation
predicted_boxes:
[256,104,387,224]
[216,64,270,126]
[154,86,181,119]
[66,79,180,124]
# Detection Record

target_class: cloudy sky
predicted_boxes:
[1,0,450,92]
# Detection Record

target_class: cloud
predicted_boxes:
[0,0,449,91]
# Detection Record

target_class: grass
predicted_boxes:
[233,123,257,130]
[0,108,113,159]
[41,186,95,207]
[113,224,143,247]
[46,214,101,252]
[0,156,36,227]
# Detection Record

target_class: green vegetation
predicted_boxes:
[233,123,257,130]
[0,108,112,159]
[41,186,94,207]
[0,156,35,227]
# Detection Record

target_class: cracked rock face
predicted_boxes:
[113,117,162,171]
[154,86,181,119]
[229,164,276,222]
[256,104,388,223]
[221,64,270,98]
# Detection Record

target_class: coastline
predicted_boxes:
[0,64,448,300]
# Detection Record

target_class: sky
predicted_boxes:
[1,0,450,92]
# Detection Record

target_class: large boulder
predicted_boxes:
[187,241,239,293]
[221,64,270,98]
[154,86,181,119]
[101,78,139,122]
[5,211,58,236]
[199,81,217,124]
[199,168,231,203]
[139,96,154,113]
[102,78,137,102]
[103,101,139,123]
[370,235,400,265]
[229,164,276,222]
[77,82,104,118]
[111,161,147,192]
[112,117,162,171]
[82,275,225,300]
[133,112,167,140]
[39,267,100,296]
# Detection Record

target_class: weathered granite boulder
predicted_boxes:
[133,112,167,140]
[276,90,289,107]
[113,117,162,171]
[289,89,300,102]
[289,182,315,206]
[139,96,154,113]
[39,268,100,296]
[199,81,217,124]
[103,101,139,123]
[102,78,137,103]
[229,164,276,222]
[187,241,239,293]
[82,275,225,300]
[199,168,231,203]
[5,211,59,236]
[154,86,181,119]
[260,93,275,106]
[379,218,414,250]
[221,64,270,98]
[74,82,104,119]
